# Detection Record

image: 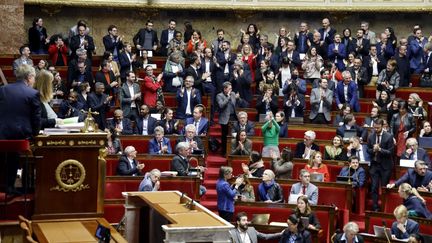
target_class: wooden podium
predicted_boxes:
[124,191,234,243]
[33,133,107,219]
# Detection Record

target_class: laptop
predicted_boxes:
[373,225,392,239]
[251,214,270,225]
[310,173,324,182]
[336,176,353,183]
[288,193,301,204]
[419,137,432,148]
[343,129,357,142]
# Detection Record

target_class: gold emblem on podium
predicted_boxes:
[50,159,90,192]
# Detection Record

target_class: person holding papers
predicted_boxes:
[294,195,321,231]
[289,169,318,205]
[35,70,63,129]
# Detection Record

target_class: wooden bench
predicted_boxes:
[234,202,336,243]
[380,187,432,214]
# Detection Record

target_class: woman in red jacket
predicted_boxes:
[48,35,68,66]
[141,65,164,108]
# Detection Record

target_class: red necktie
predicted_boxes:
[303,185,307,194]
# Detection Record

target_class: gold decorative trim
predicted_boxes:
[46,140,66,146]
[50,159,89,192]
[24,0,432,12]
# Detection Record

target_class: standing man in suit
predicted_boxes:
[148,126,172,155]
[289,169,319,205]
[70,22,95,61]
[160,19,179,56]
[409,28,428,74]
[347,57,369,98]
[327,34,347,71]
[231,60,253,107]
[318,18,337,46]
[120,71,141,121]
[12,45,33,76]
[294,22,313,55]
[310,78,333,124]
[361,21,376,45]
[229,212,283,242]
[200,47,218,121]
[367,118,394,211]
[335,71,360,112]
[0,64,41,195]
[217,82,240,155]
[106,109,134,135]
[185,105,209,136]
[231,111,255,136]
[116,146,144,176]
[176,75,202,120]
[216,41,237,93]
[351,29,370,58]
[185,54,205,94]
[119,42,139,82]
[102,25,124,62]
[133,20,158,52]
[400,138,431,166]
[135,104,157,135]
[88,82,111,130]
[283,40,301,67]
[423,43,432,74]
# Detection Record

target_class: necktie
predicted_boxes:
[303,185,307,194]
[194,121,199,135]
[159,142,163,153]
[377,134,381,144]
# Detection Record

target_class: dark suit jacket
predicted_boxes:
[87,92,110,130]
[102,35,124,55]
[40,102,56,129]
[350,38,370,57]
[391,219,419,240]
[333,233,364,243]
[295,142,320,159]
[28,26,47,52]
[318,27,337,45]
[0,81,41,139]
[69,70,94,91]
[231,121,255,136]
[336,124,367,141]
[400,148,431,166]
[216,51,237,80]
[231,70,253,104]
[185,65,204,94]
[185,117,209,135]
[70,35,95,60]
[106,118,134,135]
[367,131,394,170]
[347,66,369,97]
[176,136,204,154]
[390,113,416,138]
[119,51,139,79]
[116,155,142,176]
[199,57,218,86]
[256,95,278,117]
[279,229,312,243]
[148,137,172,154]
[158,119,179,135]
[394,169,432,188]
[160,29,180,55]
[280,50,301,67]
[171,154,190,176]
[94,70,117,95]
[294,31,313,54]
[327,43,347,71]
[133,29,158,49]
[175,88,202,119]
[135,116,158,135]
[335,81,360,112]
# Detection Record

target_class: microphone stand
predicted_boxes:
[382,221,391,243]
[347,164,352,185]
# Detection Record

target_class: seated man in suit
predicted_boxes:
[391,205,419,240]
[149,126,172,155]
[177,124,204,155]
[229,212,283,242]
[231,111,255,136]
[294,130,320,159]
[289,169,318,205]
[336,114,367,141]
[363,106,380,128]
[185,105,209,136]
[116,146,144,176]
[338,156,366,188]
[135,104,157,135]
[106,109,134,135]
[346,136,370,162]
[387,160,432,192]
[400,138,431,167]
[171,142,206,195]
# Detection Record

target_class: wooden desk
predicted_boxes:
[32,218,126,243]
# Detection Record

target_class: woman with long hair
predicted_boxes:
[407,93,427,119]
[34,70,63,129]
[235,174,255,202]
[385,27,398,49]
[230,130,252,155]
[294,195,321,230]
[186,30,207,56]
[241,24,260,50]
[301,46,323,84]
[420,121,432,137]
[258,69,280,95]
[257,169,283,203]
[51,71,67,99]
[271,148,293,179]
[324,135,347,161]
[304,151,329,182]
[106,128,123,155]
[158,108,180,135]
[28,17,48,54]
[373,90,392,114]
[275,111,288,138]
[342,28,353,55]
[390,101,416,157]
[48,34,68,66]
[241,44,257,81]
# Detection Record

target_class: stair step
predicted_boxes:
[200,201,217,210]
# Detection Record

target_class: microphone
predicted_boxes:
[330,229,342,243]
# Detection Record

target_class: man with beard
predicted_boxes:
[106,109,134,135]
[309,31,327,59]
[160,19,180,56]
[133,20,158,52]
[327,34,347,71]
[229,212,283,242]
[294,22,313,54]
[231,60,252,107]
[200,47,217,121]
[351,29,370,58]
[88,82,112,130]
[211,29,226,54]
[318,18,337,46]
[135,104,158,135]
[216,41,237,93]
[364,106,380,127]
[347,57,369,97]
[70,22,95,61]
[103,25,124,62]
[284,40,301,67]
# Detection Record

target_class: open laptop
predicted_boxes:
[310,173,324,182]
[336,176,353,183]
[419,137,432,148]
[373,225,392,239]
[343,129,357,142]
[288,193,301,204]
[251,214,270,225]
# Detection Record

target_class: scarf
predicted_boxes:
[258,180,275,201]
